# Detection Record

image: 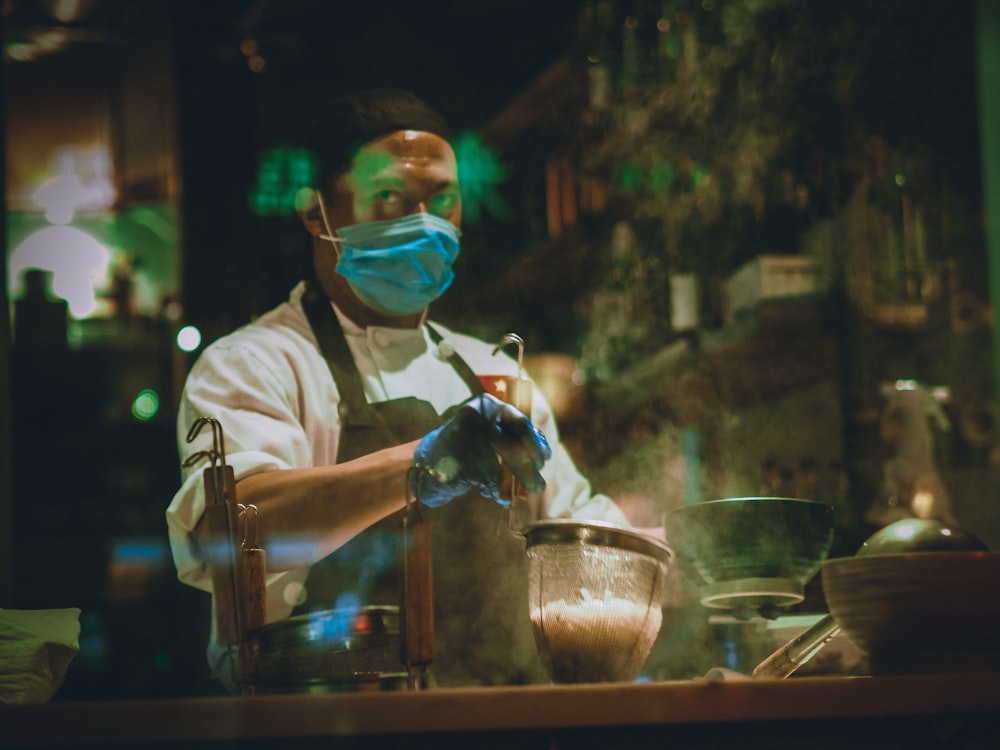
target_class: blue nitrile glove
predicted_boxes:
[412,393,552,507]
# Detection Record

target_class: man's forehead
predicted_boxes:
[349,131,456,178]
[348,148,398,186]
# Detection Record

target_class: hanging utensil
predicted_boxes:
[491,332,535,534]
[237,503,266,694]
[237,503,267,634]
[400,468,434,690]
[183,417,241,647]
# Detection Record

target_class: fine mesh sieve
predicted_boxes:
[524,520,673,684]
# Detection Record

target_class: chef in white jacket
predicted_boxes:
[166,88,628,691]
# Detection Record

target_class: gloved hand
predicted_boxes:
[412,393,552,507]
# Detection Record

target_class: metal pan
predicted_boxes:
[246,605,408,693]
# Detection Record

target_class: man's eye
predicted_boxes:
[429,193,458,216]
[375,189,402,205]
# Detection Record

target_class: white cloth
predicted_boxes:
[0,608,81,704]
[165,281,626,683]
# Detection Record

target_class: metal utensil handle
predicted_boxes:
[238,503,267,634]
[750,614,841,680]
[237,503,266,695]
[502,375,535,534]
[202,464,242,646]
[401,468,434,689]
[491,332,535,535]
[184,418,242,647]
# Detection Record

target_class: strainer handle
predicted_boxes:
[750,614,840,679]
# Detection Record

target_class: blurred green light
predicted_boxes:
[453,131,510,223]
[176,325,202,352]
[618,163,644,192]
[651,160,676,194]
[131,389,160,422]
[691,163,712,189]
[250,145,318,217]
[663,31,682,59]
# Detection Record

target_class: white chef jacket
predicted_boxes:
[165,281,627,686]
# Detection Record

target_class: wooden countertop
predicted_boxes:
[2,673,999,747]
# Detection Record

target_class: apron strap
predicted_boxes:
[300,278,485,428]
[425,323,486,398]
[301,278,379,427]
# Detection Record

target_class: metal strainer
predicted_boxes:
[524,520,674,683]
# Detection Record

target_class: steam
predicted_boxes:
[428,499,546,686]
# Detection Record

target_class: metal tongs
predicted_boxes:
[184,418,269,695]
[183,418,243,648]
[492,333,535,535]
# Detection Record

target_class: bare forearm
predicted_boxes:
[198,440,419,571]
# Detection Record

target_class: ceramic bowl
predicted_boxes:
[665,497,835,614]
[822,551,1000,675]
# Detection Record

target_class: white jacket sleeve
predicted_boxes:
[165,335,324,603]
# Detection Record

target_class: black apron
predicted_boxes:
[294,280,545,686]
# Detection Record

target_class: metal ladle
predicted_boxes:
[749,517,989,679]
[491,332,535,534]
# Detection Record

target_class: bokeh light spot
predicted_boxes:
[452,131,511,222]
[131,388,160,422]
[617,163,644,192]
[453,131,510,223]
[650,160,676,194]
[250,146,317,216]
[176,325,202,352]
[691,163,712,190]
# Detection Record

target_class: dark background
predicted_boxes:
[4,0,606,700]
[171,0,592,335]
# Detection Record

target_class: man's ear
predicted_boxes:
[295,187,323,237]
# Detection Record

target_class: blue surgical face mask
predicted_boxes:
[317,192,461,316]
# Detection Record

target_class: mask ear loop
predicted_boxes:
[314,189,341,256]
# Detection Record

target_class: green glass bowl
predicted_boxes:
[665,497,835,613]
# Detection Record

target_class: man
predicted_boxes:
[166,88,629,691]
